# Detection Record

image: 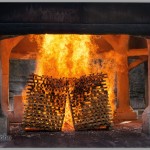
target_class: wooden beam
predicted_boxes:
[128,56,148,71]
[128,48,148,57]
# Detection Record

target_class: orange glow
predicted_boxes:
[35,34,91,78]
[35,34,92,132]
[62,94,75,132]
[25,128,40,131]
[25,34,118,131]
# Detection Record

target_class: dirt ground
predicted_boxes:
[0,120,150,148]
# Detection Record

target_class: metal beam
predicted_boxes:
[128,56,148,71]
[0,23,150,36]
[127,48,148,57]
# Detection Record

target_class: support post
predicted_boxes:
[113,35,137,121]
[142,39,150,134]
[144,61,148,107]
[102,35,137,121]
[0,36,23,134]
[114,58,137,121]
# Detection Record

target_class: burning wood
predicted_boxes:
[22,74,67,131]
[69,73,113,130]
[21,34,116,131]
[22,73,113,131]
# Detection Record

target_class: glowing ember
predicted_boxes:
[62,94,75,132]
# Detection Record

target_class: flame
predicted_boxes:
[35,34,92,131]
[62,94,75,132]
[23,34,119,131]
[35,34,91,78]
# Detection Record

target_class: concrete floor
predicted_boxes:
[0,120,150,148]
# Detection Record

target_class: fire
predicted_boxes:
[35,34,91,78]
[25,34,118,131]
[35,34,92,131]
[62,94,75,132]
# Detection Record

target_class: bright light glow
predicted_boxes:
[119,121,132,124]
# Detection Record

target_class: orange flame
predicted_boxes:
[25,34,118,131]
[62,94,75,132]
[35,34,91,78]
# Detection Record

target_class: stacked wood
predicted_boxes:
[70,73,113,131]
[22,72,113,131]
[22,73,67,131]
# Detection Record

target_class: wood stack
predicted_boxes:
[22,72,113,131]
[70,73,113,130]
[22,73,67,131]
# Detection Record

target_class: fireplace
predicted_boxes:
[0,2,150,135]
